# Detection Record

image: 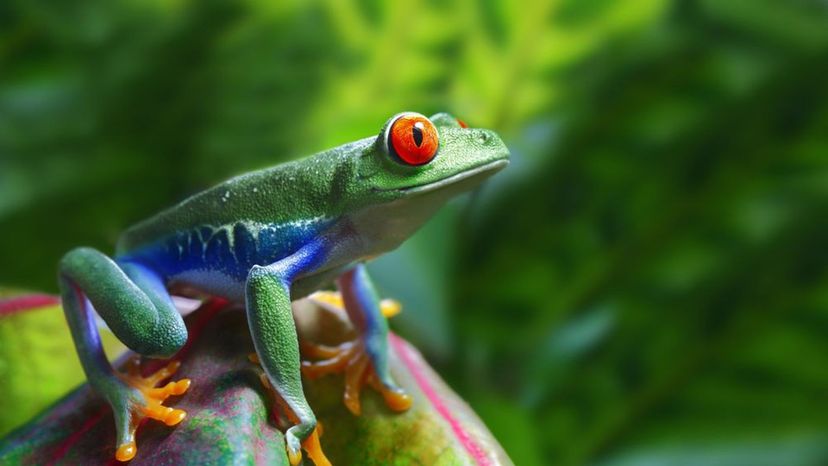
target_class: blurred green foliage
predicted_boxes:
[2,1,828,465]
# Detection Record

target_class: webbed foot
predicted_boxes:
[301,338,412,416]
[110,358,190,461]
[248,354,330,466]
[301,291,411,416]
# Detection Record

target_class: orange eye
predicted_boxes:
[388,114,439,166]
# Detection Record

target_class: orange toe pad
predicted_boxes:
[116,441,137,462]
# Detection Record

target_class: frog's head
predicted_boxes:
[341,111,509,253]
[361,112,509,197]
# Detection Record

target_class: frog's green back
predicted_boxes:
[116,138,374,254]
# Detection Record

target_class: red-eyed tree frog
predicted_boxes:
[58,112,509,463]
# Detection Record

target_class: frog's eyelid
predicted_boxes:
[427,112,464,129]
[379,113,413,158]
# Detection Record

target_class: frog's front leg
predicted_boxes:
[302,263,412,415]
[245,239,329,466]
[58,248,190,461]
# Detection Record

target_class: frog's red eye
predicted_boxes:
[388,114,439,166]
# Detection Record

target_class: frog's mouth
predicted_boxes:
[398,159,509,195]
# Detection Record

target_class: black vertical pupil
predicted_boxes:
[412,125,424,147]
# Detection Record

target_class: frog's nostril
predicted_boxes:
[477,131,490,144]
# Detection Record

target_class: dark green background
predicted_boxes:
[2,1,828,465]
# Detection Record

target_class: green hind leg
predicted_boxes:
[59,247,189,461]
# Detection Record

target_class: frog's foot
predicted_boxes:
[311,290,402,318]
[112,358,191,462]
[301,338,412,416]
[248,354,330,466]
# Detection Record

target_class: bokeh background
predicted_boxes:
[2,1,828,465]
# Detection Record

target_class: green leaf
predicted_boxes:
[0,290,124,437]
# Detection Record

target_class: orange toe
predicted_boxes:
[301,341,356,379]
[380,298,402,318]
[381,388,412,412]
[164,408,187,426]
[115,441,137,462]
[171,378,191,395]
[343,352,369,415]
[287,448,302,466]
[302,426,331,466]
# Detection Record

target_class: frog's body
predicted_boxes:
[58,112,509,464]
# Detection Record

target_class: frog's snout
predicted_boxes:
[475,130,492,144]
[475,129,510,163]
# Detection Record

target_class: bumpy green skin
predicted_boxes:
[56,112,509,459]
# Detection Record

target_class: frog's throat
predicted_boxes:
[345,160,506,258]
